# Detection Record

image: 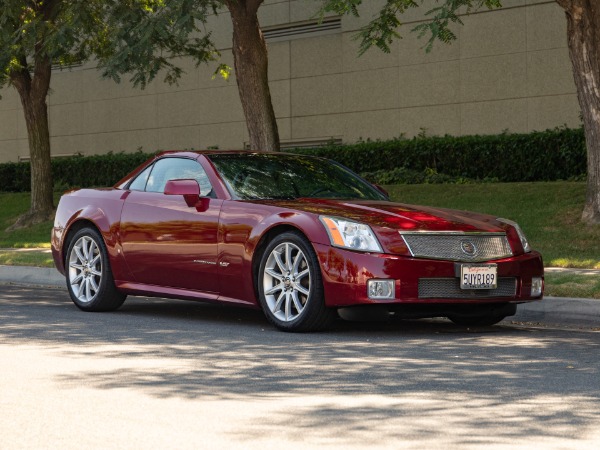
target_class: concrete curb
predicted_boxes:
[0,265,64,288]
[513,297,600,328]
[1,265,599,327]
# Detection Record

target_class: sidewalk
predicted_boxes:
[1,264,599,328]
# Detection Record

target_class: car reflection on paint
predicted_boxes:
[51,151,544,332]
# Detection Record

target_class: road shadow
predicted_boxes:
[1,285,600,446]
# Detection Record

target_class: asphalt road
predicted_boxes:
[1,285,600,449]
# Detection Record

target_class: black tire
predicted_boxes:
[257,231,335,332]
[65,227,127,312]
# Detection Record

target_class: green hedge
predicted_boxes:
[0,127,587,192]
[0,151,153,193]
[360,167,479,185]
[286,127,586,183]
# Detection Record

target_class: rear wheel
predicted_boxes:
[258,231,335,332]
[66,227,126,312]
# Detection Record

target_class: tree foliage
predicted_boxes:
[0,1,224,91]
[320,0,501,54]
[0,0,224,226]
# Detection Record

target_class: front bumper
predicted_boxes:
[314,243,544,307]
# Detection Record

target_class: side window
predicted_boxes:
[128,164,153,191]
[145,158,213,196]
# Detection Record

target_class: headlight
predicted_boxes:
[498,218,531,253]
[320,216,382,252]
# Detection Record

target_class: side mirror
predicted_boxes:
[195,197,210,213]
[164,179,200,207]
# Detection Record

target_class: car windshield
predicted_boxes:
[208,153,387,201]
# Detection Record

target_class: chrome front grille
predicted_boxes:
[400,232,513,262]
[418,277,517,299]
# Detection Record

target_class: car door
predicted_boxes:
[119,156,222,293]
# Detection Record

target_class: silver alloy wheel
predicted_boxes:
[262,242,311,322]
[68,235,102,304]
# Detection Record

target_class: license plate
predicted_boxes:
[460,264,497,289]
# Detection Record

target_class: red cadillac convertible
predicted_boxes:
[51,151,544,331]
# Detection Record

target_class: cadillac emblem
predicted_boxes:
[460,240,477,256]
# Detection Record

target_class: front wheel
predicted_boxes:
[258,231,335,332]
[65,227,126,312]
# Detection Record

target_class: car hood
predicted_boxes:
[256,198,505,233]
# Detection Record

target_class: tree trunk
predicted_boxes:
[22,86,55,220]
[227,0,280,152]
[9,57,55,229]
[558,0,600,224]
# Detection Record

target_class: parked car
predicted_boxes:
[51,151,543,331]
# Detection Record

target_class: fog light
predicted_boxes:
[367,279,395,300]
[531,277,543,297]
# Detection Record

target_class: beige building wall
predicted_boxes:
[0,0,580,163]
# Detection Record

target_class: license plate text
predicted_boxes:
[460,264,498,289]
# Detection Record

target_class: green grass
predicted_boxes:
[0,192,59,248]
[385,182,600,269]
[0,249,54,267]
[544,272,600,299]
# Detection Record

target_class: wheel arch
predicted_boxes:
[59,204,130,281]
[62,219,103,266]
